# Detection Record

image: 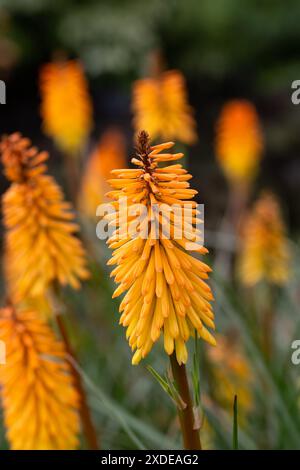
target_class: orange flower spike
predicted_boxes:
[106,131,215,366]
[39,60,92,154]
[0,133,89,301]
[238,192,290,286]
[79,129,127,218]
[132,70,197,144]
[216,100,263,185]
[0,306,80,449]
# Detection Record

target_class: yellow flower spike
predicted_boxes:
[132,70,197,144]
[0,306,80,449]
[106,131,215,365]
[238,192,290,286]
[79,128,127,219]
[39,59,92,154]
[215,99,263,185]
[0,133,89,302]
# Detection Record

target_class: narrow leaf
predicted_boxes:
[233,394,239,450]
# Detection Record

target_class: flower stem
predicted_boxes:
[170,353,202,450]
[262,284,274,362]
[55,314,100,450]
[215,182,249,277]
[64,151,80,205]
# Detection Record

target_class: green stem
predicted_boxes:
[170,353,202,450]
[233,395,239,450]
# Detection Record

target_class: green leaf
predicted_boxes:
[147,365,172,396]
[73,360,179,450]
[147,365,186,410]
[192,332,201,407]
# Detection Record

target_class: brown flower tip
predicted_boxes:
[135,130,151,168]
[0,132,49,183]
[136,130,150,155]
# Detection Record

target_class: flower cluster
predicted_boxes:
[132,71,197,144]
[216,100,263,185]
[39,60,92,154]
[238,192,290,286]
[1,133,89,302]
[106,131,215,365]
[0,306,79,449]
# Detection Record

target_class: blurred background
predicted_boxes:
[0,0,300,450]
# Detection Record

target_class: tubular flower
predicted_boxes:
[208,334,253,419]
[0,306,80,449]
[0,133,89,302]
[238,192,290,286]
[216,100,263,184]
[105,131,215,365]
[132,70,197,144]
[79,128,127,218]
[39,60,92,154]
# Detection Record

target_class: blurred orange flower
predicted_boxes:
[0,306,80,449]
[106,131,214,365]
[79,128,127,218]
[208,334,253,418]
[216,100,263,185]
[39,60,92,154]
[0,133,89,302]
[238,192,290,286]
[132,70,197,144]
